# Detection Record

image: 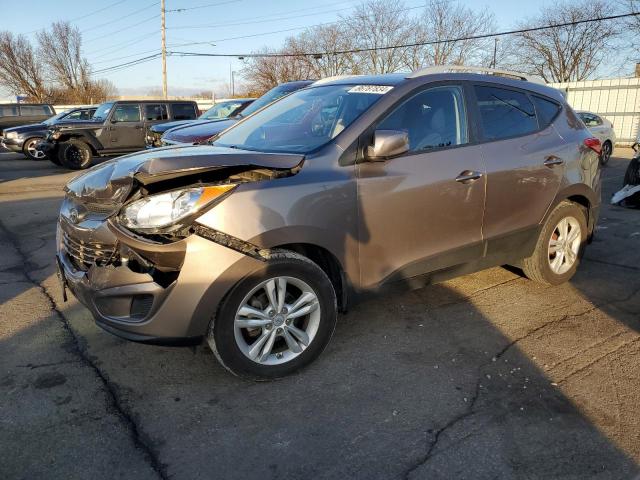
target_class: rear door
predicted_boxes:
[170,103,198,121]
[356,83,486,289]
[143,103,169,130]
[474,84,564,250]
[19,105,53,125]
[108,103,145,149]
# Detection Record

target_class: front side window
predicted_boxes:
[377,85,468,152]
[93,102,114,120]
[171,103,197,120]
[145,104,168,121]
[475,86,537,140]
[215,84,387,153]
[112,104,141,122]
[66,110,84,120]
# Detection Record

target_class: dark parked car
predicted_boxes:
[39,100,199,169]
[56,67,601,379]
[160,80,314,146]
[145,98,254,148]
[1,107,96,159]
[0,103,55,139]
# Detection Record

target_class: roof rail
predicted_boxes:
[406,65,545,85]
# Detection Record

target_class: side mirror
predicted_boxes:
[366,130,409,161]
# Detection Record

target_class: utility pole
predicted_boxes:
[161,0,167,99]
[491,38,498,69]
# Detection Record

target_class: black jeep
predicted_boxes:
[38,100,198,169]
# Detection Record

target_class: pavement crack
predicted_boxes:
[0,219,169,480]
[403,374,483,479]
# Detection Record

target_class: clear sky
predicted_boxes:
[0,0,565,97]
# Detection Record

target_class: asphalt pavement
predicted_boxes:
[0,148,639,480]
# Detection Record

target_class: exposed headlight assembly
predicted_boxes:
[119,185,235,233]
[5,131,18,139]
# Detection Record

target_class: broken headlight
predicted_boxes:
[119,185,235,233]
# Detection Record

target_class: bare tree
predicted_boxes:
[0,32,49,101]
[37,22,93,102]
[343,0,414,74]
[240,44,315,94]
[512,0,619,82]
[404,0,496,71]
[292,24,361,78]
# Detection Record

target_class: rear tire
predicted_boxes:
[600,140,612,166]
[208,250,337,380]
[522,201,587,285]
[58,139,93,170]
[22,137,45,160]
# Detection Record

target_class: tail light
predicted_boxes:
[583,137,602,155]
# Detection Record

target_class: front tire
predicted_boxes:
[522,201,587,285]
[22,137,45,160]
[208,250,337,380]
[58,139,93,169]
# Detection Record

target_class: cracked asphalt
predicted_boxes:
[0,147,639,480]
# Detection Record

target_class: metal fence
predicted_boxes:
[550,77,640,145]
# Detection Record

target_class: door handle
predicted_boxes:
[107,126,115,131]
[455,170,483,184]
[135,125,143,129]
[544,156,564,167]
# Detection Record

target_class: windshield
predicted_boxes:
[43,111,68,125]
[214,84,388,153]
[200,101,244,120]
[93,102,114,121]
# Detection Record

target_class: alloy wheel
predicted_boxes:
[548,216,581,275]
[26,139,45,159]
[233,276,321,365]
[601,142,611,165]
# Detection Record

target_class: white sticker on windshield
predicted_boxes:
[348,85,394,94]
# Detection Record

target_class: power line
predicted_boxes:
[91,10,638,76]
[169,11,640,59]
[85,30,158,56]
[167,0,242,13]
[168,1,361,29]
[70,0,129,22]
[92,53,162,74]
[80,1,159,34]
[84,15,159,44]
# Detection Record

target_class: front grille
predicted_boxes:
[62,231,117,271]
[83,202,118,215]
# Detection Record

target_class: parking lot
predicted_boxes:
[0,147,639,479]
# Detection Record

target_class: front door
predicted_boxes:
[108,103,144,149]
[356,84,486,289]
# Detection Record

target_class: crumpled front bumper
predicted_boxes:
[57,215,258,345]
[1,136,24,152]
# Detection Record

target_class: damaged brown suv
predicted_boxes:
[56,67,602,379]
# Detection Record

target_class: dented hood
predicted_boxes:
[64,144,304,204]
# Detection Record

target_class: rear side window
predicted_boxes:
[171,103,197,120]
[474,86,537,141]
[145,104,168,121]
[112,104,141,122]
[378,85,468,152]
[578,112,602,127]
[19,105,50,116]
[532,96,561,129]
[0,105,18,116]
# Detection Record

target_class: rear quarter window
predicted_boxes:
[171,103,197,120]
[532,96,561,129]
[19,105,50,116]
[0,105,18,116]
[474,86,537,141]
